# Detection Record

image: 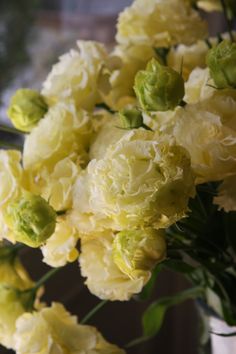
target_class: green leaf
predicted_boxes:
[142,286,204,338]
[135,264,163,301]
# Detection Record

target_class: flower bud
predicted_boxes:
[134,58,185,111]
[206,40,236,89]
[113,228,166,280]
[119,107,143,129]
[7,89,47,132]
[5,193,56,248]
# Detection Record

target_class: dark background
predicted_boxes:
[0,1,229,353]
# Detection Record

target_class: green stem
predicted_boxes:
[0,141,22,150]
[81,300,108,324]
[0,124,22,135]
[34,267,62,291]
[125,336,149,348]
[220,0,234,42]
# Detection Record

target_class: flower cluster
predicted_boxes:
[2,0,236,352]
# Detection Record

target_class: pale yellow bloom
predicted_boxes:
[41,217,79,267]
[89,114,127,160]
[184,67,215,104]
[80,231,149,301]
[0,286,27,349]
[0,249,33,290]
[71,130,195,233]
[116,0,208,48]
[28,157,81,212]
[167,41,209,80]
[14,302,125,354]
[23,102,93,171]
[42,41,111,110]
[173,91,236,183]
[104,44,157,110]
[0,150,23,208]
[214,176,236,211]
[197,0,222,12]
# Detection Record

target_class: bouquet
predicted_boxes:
[0,0,236,353]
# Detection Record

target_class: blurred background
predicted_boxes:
[0,1,229,353]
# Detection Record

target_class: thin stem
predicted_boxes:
[0,124,23,135]
[81,300,108,324]
[34,267,62,291]
[0,141,22,150]
[220,0,234,42]
[125,336,150,348]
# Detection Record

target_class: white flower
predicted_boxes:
[167,41,209,80]
[184,67,215,104]
[116,0,208,48]
[41,217,79,267]
[71,129,194,233]
[23,102,93,171]
[0,150,23,208]
[173,91,236,183]
[42,41,111,110]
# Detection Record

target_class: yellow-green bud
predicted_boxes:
[119,107,143,129]
[206,40,236,89]
[5,193,56,248]
[113,228,166,280]
[134,58,185,111]
[7,89,47,132]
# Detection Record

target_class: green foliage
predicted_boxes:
[142,286,204,338]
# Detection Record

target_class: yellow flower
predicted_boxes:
[80,231,149,301]
[71,130,195,233]
[113,228,166,280]
[104,44,157,110]
[0,150,23,208]
[41,217,79,267]
[89,113,127,160]
[14,303,125,354]
[28,157,81,212]
[184,67,215,104]
[173,91,236,183]
[116,0,208,48]
[23,102,93,171]
[0,247,33,290]
[0,286,28,349]
[196,0,223,11]
[214,175,236,211]
[167,40,209,80]
[42,41,111,111]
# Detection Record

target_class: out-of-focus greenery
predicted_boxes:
[0,0,38,96]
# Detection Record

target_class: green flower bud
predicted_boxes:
[5,193,56,248]
[206,40,236,89]
[134,58,185,111]
[119,107,143,129]
[7,89,47,132]
[113,228,166,280]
